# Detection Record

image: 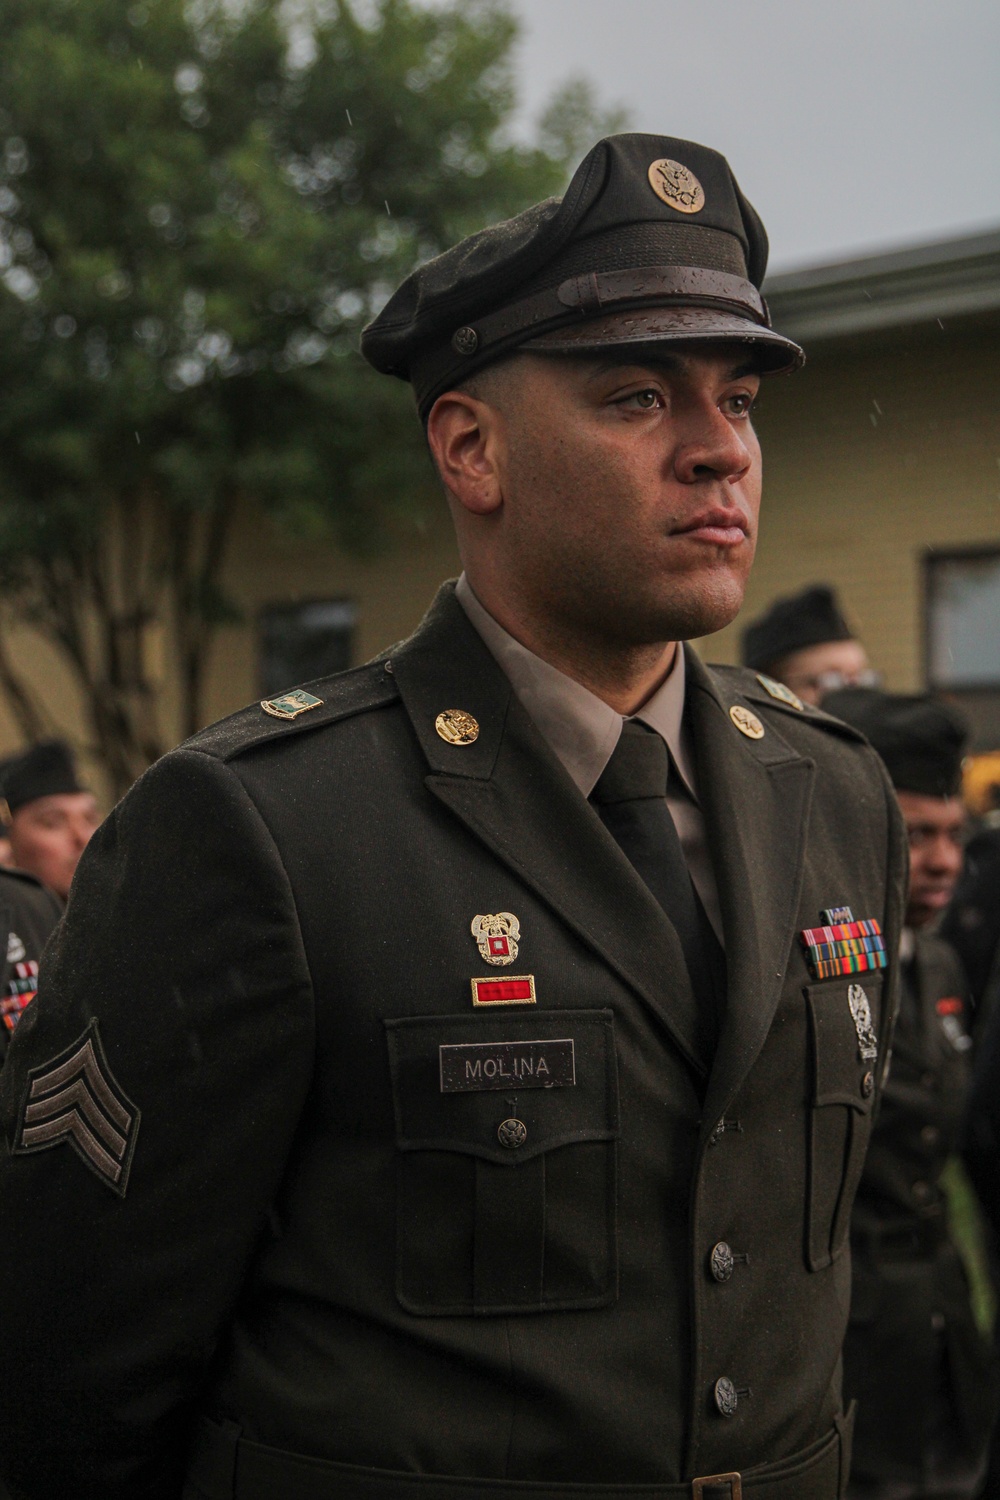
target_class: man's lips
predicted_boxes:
[670,507,749,546]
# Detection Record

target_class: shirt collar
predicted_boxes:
[455,573,696,801]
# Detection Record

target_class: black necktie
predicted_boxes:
[591,721,724,1050]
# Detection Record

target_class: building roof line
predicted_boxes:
[764,227,1000,342]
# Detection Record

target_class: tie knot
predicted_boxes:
[591,721,669,805]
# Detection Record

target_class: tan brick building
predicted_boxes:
[1,227,998,798]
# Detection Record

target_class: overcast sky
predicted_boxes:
[504,0,1000,272]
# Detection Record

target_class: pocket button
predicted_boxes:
[710,1242,735,1282]
[497,1118,527,1149]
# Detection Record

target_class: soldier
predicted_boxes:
[0,865,61,1065]
[0,134,906,1500]
[0,740,100,902]
[741,584,875,705]
[824,688,996,1499]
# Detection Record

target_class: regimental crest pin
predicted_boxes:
[756,674,805,711]
[261,688,324,721]
[471,912,520,966]
[12,1019,140,1196]
[848,983,879,1062]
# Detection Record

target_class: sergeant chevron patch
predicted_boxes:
[12,1020,139,1196]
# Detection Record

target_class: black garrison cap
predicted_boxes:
[0,740,83,820]
[361,133,804,419]
[823,688,968,798]
[741,585,854,671]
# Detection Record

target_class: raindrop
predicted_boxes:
[869,414,877,427]
[135,431,140,444]
[345,108,353,126]
[936,318,945,330]
[53,314,77,338]
[384,200,391,215]
[872,399,882,416]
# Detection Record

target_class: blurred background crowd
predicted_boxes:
[0,1,999,1497]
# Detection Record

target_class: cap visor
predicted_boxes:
[520,306,804,374]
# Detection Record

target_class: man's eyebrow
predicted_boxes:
[583,353,762,384]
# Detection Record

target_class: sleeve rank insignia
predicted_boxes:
[261,688,324,720]
[756,674,805,711]
[12,1020,140,1196]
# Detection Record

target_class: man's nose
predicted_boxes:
[673,404,753,484]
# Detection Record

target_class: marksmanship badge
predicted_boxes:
[12,1019,139,1196]
[848,983,879,1062]
[471,912,520,966]
[647,158,706,214]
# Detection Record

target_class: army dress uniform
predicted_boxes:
[0,584,905,1500]
[0,133,905,1500]
[0,866,61,1066]
[844,932,995,1495]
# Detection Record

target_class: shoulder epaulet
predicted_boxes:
[706,664,870,745]
[184,657,399,764]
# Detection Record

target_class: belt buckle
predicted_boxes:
[691,1474,742,1500]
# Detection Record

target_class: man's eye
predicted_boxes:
[726,392,756,417]
[620,389,662,410]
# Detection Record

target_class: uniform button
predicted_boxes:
[497,1118,526,1149]
[921,1125,940,1146]
[912,1180,931,1203]
[714,1377,738,1417]
[861,1071,875,1098]
[709,1242,735,1282]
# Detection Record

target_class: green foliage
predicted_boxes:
[0,0,619,786]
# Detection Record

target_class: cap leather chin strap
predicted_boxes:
[460,264,766,351]
[412,264,774,415]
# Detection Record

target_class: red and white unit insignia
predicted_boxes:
[470,912,520,967]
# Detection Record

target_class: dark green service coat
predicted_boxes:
[0,866,61,1065]
[845,933,996,1490]
[0,586,906,1500]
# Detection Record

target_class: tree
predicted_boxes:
[0,0,620,797]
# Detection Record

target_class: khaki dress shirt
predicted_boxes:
[455,574,723,942]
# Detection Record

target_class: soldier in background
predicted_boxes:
[824,687,996,1500]
[741,583,875,705]
[0,740,100,902]
[0,866,61,1064]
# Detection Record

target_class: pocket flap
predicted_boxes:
[807,974,883,1112]
[385,1009,618,1165]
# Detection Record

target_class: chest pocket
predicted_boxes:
[805,975,883,1271]
[385,1009,618,1316]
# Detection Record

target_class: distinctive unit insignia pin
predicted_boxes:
[435,709,479,745]
[471,975,536,1007]
[848,983,879,1062]
[261,688,324,721]
[730,704,765,739]
[12,1020,140,1196]
[821,906,854,925]
[471,912,520,966]
[647,158,706,214]
[756,674,805,711]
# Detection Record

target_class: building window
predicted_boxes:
[258,599,356,698]
[925,550,1000,750]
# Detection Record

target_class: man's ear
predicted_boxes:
[426,389,504,516]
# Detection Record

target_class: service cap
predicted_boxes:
[823,687,968,798]
[741,584,854,672]
[362,133,804,419]
[0,740,84,820]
